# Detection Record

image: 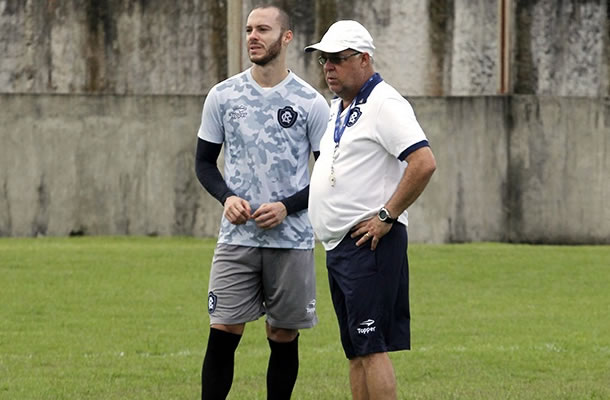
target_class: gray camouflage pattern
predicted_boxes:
[198,69,329,249]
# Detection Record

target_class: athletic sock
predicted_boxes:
[201,328,242,400]
[266,334,300,400]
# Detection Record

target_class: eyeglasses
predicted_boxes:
[318,52,361,65]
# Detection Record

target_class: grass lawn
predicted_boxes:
[0,237,608,399]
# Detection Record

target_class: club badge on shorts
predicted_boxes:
[278,106,298,128]
[208,292,217,314]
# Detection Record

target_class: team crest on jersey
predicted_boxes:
[278,106,298,128]
[346,107,362,127]
[208,292,218,314]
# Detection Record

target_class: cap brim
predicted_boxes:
[304,42,350,53]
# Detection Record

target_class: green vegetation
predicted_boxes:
[1,238,608,399]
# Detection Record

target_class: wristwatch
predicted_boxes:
[378,207,396,224]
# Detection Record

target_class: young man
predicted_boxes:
[195,5,329,400]
[305,21,437,399]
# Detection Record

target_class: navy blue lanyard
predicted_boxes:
[333,73,383,144]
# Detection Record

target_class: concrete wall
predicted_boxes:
[408,97,509,243]
[0,0,227,95]
[506,96,610,243]
[1,1,607,242]
[1,0,608,97]
[0,93,219,237]
[1,94,608,243]
[514,0,609,97]
[409,95,610,243]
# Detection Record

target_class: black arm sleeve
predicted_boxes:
[279,151,320,215]
[195,138,235,205]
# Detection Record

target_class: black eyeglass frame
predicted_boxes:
[317,51,362,65]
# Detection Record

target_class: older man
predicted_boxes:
[305,21,437,399]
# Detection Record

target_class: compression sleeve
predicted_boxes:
[195,138,235,205]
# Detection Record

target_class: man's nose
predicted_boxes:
[247,30,259,41]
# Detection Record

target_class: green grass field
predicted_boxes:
[1,237,608,399]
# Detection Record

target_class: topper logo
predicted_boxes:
[357,319,376,335]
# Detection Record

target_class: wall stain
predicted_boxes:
[272,0,317,43]
[514,0,536,94]
[173,149,198,235]
[314,0,338,90]
[32,175,50,236]
[118,173,131,234]
[209,0,227,83]
[449,171,467,243]
[427,0,453,95]
[503,95,525,242]
[2,0,26,15]
[0,180,12,236]
[606,0,610,95]
[352,0,391,27]
[84,0,119,92]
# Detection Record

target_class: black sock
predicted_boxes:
[266,334,299,400]
[201,328,242,400]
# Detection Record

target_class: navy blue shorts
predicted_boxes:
[326,222,411,359]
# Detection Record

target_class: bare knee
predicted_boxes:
[350,357,365,370]
[360,352,390,368]
[359,352,396,397]
[211,323,245,336]
[266,324,298,342]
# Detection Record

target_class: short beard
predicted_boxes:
[250,32,283,66]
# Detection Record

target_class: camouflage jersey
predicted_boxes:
[197,68,330,249]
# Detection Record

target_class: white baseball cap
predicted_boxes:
[304,20,375,57]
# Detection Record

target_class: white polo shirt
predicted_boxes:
[308,77,429,250]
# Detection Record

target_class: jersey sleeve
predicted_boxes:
[374,97,428,159]
[197,87,224,144]
[307,93,331,152]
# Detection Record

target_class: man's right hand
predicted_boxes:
[223,196,252,225]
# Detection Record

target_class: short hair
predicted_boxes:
[251,4,292,32]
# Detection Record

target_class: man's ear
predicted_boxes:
[283,29,293,45]
[361,52,371,66]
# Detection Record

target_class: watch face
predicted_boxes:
[379,208,394,223]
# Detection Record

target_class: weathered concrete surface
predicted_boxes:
[0,0,227,95]
[514,0,609,97]
[244,0,501,96]
[0,93,223,237]
[449,0,500,95]
[1,0,607,96]
[408,96,509,242]
[506,96,610,243]
[1,94,608,243]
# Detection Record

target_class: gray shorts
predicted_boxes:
[206,243,318,330]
